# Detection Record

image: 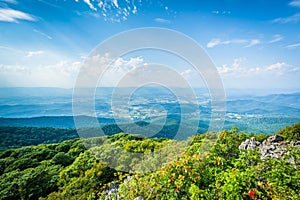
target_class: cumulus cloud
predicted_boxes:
[272,13,300,23]
[78,54,145,87]
[206,38,259,48]
[289,0,300,7]
[218,58,299,77]
[0,8,35,22]
[218,59,300,89]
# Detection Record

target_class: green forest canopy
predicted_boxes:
[0,123,299,199]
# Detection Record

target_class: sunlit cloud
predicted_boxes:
[83,0,97,11]
[75,0,141,22]
[0,8,35,23]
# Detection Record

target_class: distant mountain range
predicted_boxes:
[0,87,299,134]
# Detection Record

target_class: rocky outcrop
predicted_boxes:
[239,134,300,161]
[104,176,145,200]
[239,137,261,150]
[104,182,119,200]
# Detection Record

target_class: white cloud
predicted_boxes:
[76,0,140,22]
[25,51,44,58]
[112,0,119,8]
[289,0,300,7]
[206,39,222,48]
[0,8,35,23]
[272,13,300,23]
[180,69,192,76]
[0,60,81,87]
[154,17,171,24]
[269,34,283,43]
[217,58,247,75]
[85,55,145,87]
[206,38,259,48]
[104,57,144,82]
[218,60,300,89]
[218,59,299,78]
[245,39,260,48]
[83,0,97,11]
[285,43,300,48]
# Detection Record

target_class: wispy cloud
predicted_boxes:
[272,13,300,23]
[206,39,222,48]
[289,0,300,8]
[1,0,17,4]
[285,43,300,48]
[206,38,260,48]
[245,39,260,48]
[269,34,283,43]
[25,51,44,58]
[0,8,35,23]
[154,18,170,24]
[33,29,52,40]
[0,45,21,53]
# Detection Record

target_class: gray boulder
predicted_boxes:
[239,134,299,162]
[238,137,261,150]
[262,134,284,145]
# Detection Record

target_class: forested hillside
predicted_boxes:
[0,123,299,199]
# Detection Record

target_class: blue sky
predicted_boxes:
[0,0,300,89]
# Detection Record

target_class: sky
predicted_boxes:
[0,0,300,90]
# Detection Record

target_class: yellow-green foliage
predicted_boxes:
[0,124,299,200]
[276,122,300,141]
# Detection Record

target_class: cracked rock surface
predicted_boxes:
[239,134,300,161]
